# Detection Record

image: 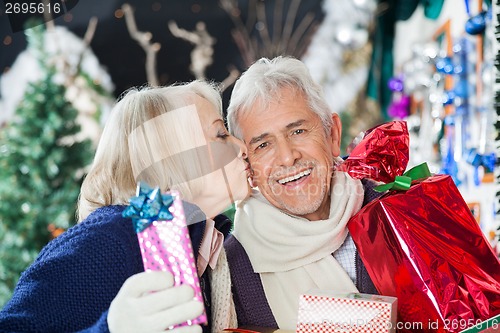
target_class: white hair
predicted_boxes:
[226,56,333,139]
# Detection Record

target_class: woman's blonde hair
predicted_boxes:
[77,80,222,221]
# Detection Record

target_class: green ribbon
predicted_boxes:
[374,162,432,192]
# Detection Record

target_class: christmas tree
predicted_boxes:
[0,23,94,306]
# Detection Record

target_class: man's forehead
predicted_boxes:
[241,103,315,131]
[245,118,313,145]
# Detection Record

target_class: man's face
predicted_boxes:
[239,86,341,221]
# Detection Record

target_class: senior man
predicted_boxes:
[224,56,380,330]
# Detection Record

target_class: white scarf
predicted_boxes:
[232,171,364,330]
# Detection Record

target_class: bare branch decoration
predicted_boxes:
[220,65,240,92]
[83,17,98,46]
[71,16,98,80]
[168,20,216,80]
[255,2,273,53]
[219,0,319,67]
[220,0,256,66]
[279,0,301,54]
[122,3,160,87]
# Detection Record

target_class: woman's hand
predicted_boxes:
[108,271,204,333]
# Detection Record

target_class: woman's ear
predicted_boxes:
[329,113,342,157]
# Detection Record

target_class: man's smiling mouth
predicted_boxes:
[277,169,312,185]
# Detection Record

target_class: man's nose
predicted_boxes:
[276,139,300,167]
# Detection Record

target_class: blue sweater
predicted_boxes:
[0,204,231,333]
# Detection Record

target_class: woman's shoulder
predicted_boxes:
[83,205,128,226]
[36,205,137,262]
[22,204,143,295]
[59,205,130,239]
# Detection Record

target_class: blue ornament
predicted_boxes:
[465,11,487,35]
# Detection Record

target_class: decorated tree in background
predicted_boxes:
[0,23,94,306]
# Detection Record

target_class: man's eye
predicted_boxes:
[292,129,305,135]
[256,142,269,150]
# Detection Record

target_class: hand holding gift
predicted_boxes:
[339,121,500,333]
[121,183,207,330]
[108,271,204,333]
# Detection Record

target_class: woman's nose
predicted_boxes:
[232,136,247,159]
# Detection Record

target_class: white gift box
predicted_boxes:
[296,290,397,333]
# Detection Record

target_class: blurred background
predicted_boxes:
[0,0,499,307]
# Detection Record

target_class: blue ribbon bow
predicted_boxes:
[122,182,174,233]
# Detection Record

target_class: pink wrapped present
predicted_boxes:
[123,183,207,328]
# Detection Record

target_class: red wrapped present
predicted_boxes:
[340,121,409,184]
[340,121,500,333]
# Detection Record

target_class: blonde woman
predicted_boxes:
[0,81,250,333]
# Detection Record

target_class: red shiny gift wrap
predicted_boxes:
[340,121,409,183]
[341,121,500,333]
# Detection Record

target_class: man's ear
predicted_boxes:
[329,113,342,157]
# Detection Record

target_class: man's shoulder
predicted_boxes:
[224,234,253,270]
[224,233,243,253]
